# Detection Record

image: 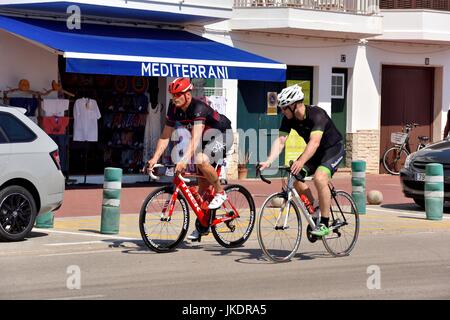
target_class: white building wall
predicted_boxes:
[0,30,58,95]
[349,42,381,133]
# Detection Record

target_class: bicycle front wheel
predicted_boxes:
[257,192,302,262]
[382,146,409,175]
[322,190,359,257]
[211,184,256,248]
[139,186,189,253]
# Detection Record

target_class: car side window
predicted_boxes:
[0,128,7,143]
[0,127,7,143]
[0,112,37,143]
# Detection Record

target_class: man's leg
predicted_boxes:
[293,180,315,203]
[195,153,223,194]
[314,167,332,219]
[308,167,333,237]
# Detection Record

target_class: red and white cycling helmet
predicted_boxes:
[168,78,193,94]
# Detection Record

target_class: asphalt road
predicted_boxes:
[1,206,450,301]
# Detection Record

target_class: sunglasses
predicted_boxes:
[279,105,291,111]
[171,92,184,98]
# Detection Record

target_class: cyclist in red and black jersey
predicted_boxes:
[259,84,345,237]
[146,78,233,240]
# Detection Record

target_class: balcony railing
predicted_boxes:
[234,0,380,15]
[380,0,450,11]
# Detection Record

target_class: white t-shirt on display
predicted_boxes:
[208,96,227,115]
[73,98,101,142]
[42,99,70,116]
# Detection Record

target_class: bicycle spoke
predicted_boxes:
[139,188,188,252]
[212,185,255,248]
[322,191,359,257]
[257,194,301,262]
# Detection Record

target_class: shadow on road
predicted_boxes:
[27,231,49,239]
[0,231,49,242]
[99,239,219,254]
[203,245,331,264]
[97,238,337,263]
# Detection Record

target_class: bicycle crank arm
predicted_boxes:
[274,226,289,230]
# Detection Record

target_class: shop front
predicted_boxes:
[0,14,286,183]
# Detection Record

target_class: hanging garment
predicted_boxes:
[41,116,70,135]
[41,99,70,117]
[207,95,227,115]
[8,97,38,117]
[49,134,68,173]
[143,102,162,162]
[73,98,101,142]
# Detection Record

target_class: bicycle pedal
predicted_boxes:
[306,225,318,243]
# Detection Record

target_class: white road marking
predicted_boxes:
[48,295,105,300]
[33,228,139,240]
[45,241,106,246]
[38,249,120,257]
[367,207,450,220]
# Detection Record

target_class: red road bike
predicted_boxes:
[139,164,256,252]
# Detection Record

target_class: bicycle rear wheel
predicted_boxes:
[257,192,302,262]
[322,190,359,257]
[211,185,256,248]
[382,146,409,175]
[139,186,189,253]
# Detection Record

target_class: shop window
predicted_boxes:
[331,73,345,99]
[0,112,37,143]
[60,73,161,175]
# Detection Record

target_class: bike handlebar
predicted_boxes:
[256,161,306,184]
[256,164,272,184]
[142,164,191,183]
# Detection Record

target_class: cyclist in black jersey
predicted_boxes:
[259,84,345,237]
[146,78,233,241]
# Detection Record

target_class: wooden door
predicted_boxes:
[380,65,433,172]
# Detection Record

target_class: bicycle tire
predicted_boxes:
[139,186,189,253]
[257,192,302,262]
[322,190,359,257]
[211,184,256,248]
[382,146,409,175]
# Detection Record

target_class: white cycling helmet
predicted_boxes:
[277,84,304,108]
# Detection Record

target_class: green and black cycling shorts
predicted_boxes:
[302,141,345,178]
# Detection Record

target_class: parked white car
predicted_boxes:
[0,105,65,241]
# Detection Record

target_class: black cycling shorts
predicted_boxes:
[201,128,234,166]
[303,141,345,177]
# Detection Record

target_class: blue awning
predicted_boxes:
[0,15,286,82]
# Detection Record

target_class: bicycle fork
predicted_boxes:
[160,190,179,222]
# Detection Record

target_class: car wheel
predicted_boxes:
[413,198,425,209]
[0,185,37,241]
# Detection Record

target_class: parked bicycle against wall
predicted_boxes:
[256,162,360,262]
[382,123,429,175]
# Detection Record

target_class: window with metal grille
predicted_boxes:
[331,73,345,99]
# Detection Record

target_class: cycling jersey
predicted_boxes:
[166,98,231,133]
[166,98,233,165]
[279,105,343,152]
